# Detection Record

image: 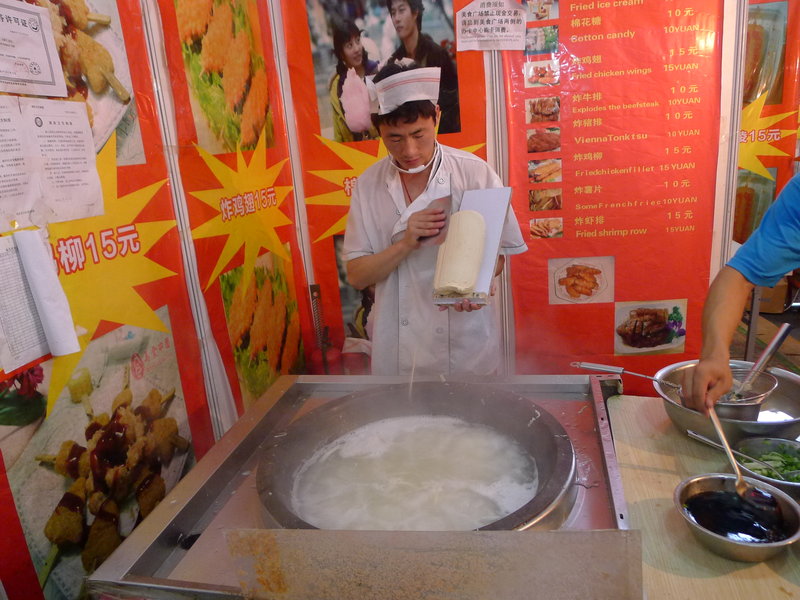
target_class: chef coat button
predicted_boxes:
[436,327,444,334]
[396,208,401,215]
[401,318,409,326]
[437,177,445,184]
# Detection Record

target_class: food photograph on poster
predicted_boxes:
[173,0,275,152]
[220,249,304,405]
[5,310,192,600]
[3,0,800,598]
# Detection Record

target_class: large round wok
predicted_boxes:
[256,381,577,531]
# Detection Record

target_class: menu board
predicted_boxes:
[506,0,724,390]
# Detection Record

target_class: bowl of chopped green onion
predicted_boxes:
[735,437,800,500]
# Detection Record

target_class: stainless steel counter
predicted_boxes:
[87,374,629,599]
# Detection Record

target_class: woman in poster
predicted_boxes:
[385,0,460,134]
[329,19,380,142]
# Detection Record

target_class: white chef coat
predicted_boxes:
[342,144,527,376]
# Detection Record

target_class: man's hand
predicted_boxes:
[437,278,498,312]
[404,208,446,248]
[681,357,733,414]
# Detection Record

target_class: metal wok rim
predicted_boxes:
[256,381,576,531]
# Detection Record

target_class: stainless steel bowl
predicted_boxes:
[256,381,577,531]
[653,360,800,443]
[674,473,800,562]
[735,437,800,500]
[714,368,778,420]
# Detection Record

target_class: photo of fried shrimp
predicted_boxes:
[530,217,563,239]
[558,264,602,298]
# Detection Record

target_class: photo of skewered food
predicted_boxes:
[26,0,134,151]
[529,158,562,183]
[529,187,561,211]
[36,380,187,576]
[530,217,563,239]
[526,96,560,123]
[527,127,560,153]
[614,301,686,354]
[6,314,191,600]
[175,0,275,152]
[221,251,303,406]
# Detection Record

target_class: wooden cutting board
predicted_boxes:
[607,395,800,598]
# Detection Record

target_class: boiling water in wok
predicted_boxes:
[257,381,577,531]
[290,415,539,531]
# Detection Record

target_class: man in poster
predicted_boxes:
[342,63,526,376]
[385,0,461,134]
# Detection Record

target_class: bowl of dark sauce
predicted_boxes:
[674,473,800,562]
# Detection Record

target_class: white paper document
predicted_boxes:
[0,0,67,97]
[457,0,526,51]
[0,96,102,232]
[0,229,80,373]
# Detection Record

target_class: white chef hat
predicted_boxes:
[367,64,441,115]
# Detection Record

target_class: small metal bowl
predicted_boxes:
[735,437,800,501]
[674,473,800,562]
[714,368,778,421]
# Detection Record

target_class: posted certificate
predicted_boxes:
[0,0,67,97]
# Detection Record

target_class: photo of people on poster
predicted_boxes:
[306,0,460,140]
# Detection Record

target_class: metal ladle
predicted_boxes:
[708,405,782,520]
[732,322,793,398]
[570,362,682,391]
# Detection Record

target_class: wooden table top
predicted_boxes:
[608,395,800,599]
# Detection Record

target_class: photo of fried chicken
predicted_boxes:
[226,273,257,348]
[527,96,560,122]
[529,158,562,183]
[200,2,234,73]
[221,252,304,403]
[527,127,560,153]
[558,264,601,298]
[175,0,275,151]
[175,0,213,44]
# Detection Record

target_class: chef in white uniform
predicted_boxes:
[342,61,527,376]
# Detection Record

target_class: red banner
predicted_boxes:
[506,1,724,392]
[156,0,313,411]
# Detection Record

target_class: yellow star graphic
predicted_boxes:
[46,134,177,412]
[306,136,485,241]
[190,129,293,289]
[738,93,797,179]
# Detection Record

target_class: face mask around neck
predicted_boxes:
[391,142,440,175]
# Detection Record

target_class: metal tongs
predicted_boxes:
[570,361,682,391]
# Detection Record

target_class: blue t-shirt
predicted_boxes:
[728,174,800,286]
